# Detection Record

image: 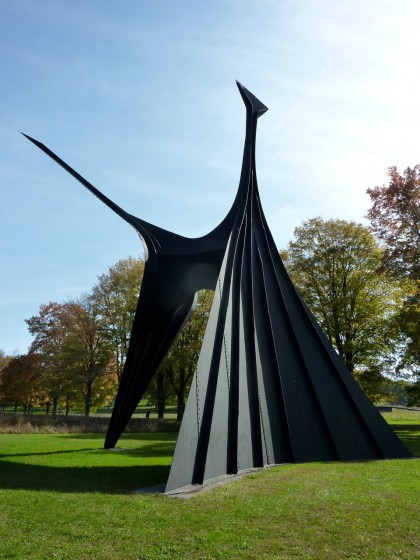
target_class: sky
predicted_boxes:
[1,0,420,356]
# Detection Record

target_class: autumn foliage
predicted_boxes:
[367,165,420,281]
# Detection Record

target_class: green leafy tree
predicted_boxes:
[147,368,172,419]
[367,166,419,388]
[146,290,213,420]
[163,290,213,420]
[62,297,115,416]
[405,380,420,407]
[91,257,144,382]
[282,218,401,401]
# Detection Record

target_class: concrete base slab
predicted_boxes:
[133,465,282,499]
[132,483,166,494]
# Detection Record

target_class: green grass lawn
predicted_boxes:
[0,423,418,559]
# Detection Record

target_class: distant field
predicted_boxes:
[0,400,179,420]
[382,407,420,424]
[0,419,418,560]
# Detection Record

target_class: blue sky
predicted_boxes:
[1,0,420,355]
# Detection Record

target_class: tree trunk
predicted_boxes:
[85,379,93,417]
[157,398,165,419]
[65,396,70,416]
[45,401,50,415]
[344,335,354,373]
[14,404,18,414]
[175,365,194,421]
[156,370,167,419]
[52,395,59,418]
[176,393,185,422]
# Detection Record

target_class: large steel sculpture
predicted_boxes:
[24,82,411,493]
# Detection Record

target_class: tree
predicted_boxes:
[0,349,11,373]
[0,349,12,410]
[366,165,420,281]
[281,218,400,401]
[0,351,7,411]
[405,379,420,407]
[0,353,41,413]
[62,296,115,416]
[26,298,116,416]
[145,291,213,420]
[395,292,420,375]
[367,166,420,384]
[26,302,74,416]
[163,290,213,420]
[91,257,144,382]
[147,368,172,419]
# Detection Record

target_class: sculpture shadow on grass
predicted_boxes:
[391,426,420,457]
[0,434,176,493]
[0,461,170,494]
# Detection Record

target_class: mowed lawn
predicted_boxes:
[0,420,419,560]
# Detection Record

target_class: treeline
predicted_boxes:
[1,165,419,414]
[0,258,144,417]
[0,257,212,419]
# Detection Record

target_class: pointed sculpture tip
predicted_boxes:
[21,131,37,144]
[235,80,248,100]
[235,80,268,116]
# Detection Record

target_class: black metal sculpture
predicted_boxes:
[24,82,411,494]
